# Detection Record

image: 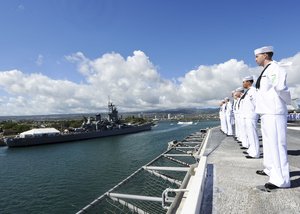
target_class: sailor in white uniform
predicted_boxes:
[254,46,291,190]
[219,100,227,134]
[238,92,249,149]
[225,97,234,136]
[240,76,260,158]
[222,99,228,134]
[230,90,236,133]
[233,87,244,141]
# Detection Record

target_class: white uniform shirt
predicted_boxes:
[225,101,233,117]
[233,99,238,113]
[241,86,257,119]
[255,61,291,115]
[221,103,227,114]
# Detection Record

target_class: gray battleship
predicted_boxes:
[4,102,152,147]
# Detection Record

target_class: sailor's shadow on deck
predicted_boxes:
[290,171,300,188]
[287,150,300,156]
[200,164,214,214]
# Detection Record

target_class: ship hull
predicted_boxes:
[5,124,152,147]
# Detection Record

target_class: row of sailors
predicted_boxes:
[219,45,292,192]
[219,75,259,158]
[220,97,300,139]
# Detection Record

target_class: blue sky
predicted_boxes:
[0,0,300,115]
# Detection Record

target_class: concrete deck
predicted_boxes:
[200,125,300,214]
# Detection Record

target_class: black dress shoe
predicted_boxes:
[243,151,248,155]
[245,155,256,159]
[256,170,267,176]
[240,147,247,149]
[264,182,279,190]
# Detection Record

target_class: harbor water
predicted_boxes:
[0,120,219,214]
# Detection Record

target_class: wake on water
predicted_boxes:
[152,123,192,134]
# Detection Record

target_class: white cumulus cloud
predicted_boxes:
[1,50,300,116]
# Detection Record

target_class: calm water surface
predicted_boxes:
[0,121,219,214]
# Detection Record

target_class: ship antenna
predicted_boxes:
[108,95,112,106]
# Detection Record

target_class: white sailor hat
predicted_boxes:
[243,75,254,81]
[254,46,274,55]
[235,87,244,92]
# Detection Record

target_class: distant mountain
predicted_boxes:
[0,108,219,122]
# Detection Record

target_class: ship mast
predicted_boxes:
[108,100,119,123]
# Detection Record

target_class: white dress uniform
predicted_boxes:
[233,88,244,140]
[233,98,238,137]
[219,104,225,133]
[220,102,228,134]
[225,99,234,136]
[238,97,249,148]
[219,105,223,130]
[241,84,259,157]
[255,60,291,188]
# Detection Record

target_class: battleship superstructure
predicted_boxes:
[4,102,152,147]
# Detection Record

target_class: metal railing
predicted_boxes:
[76,129,210,214]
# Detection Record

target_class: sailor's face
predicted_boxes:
[243,80,251,88]
[255,53,265,66]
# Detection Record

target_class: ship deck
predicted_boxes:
[200,123,300,213]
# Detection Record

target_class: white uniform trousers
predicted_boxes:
[219,111,223,131]
[226,114,233,135]
[234,113,239,139]
[240,117,249,148]
[261,114,290,187]
[221,114,227,134]
[245,118,259,158]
